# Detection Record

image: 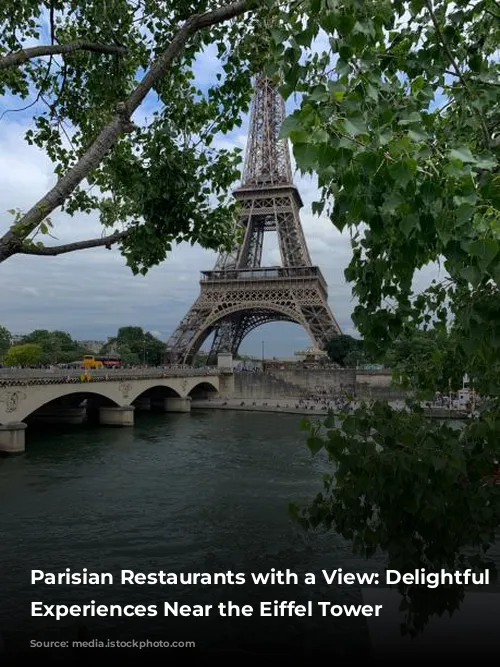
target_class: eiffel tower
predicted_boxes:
[166,75,341,365]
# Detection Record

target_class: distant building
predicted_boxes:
[78,340,105,354]
[233,359,262,371]
[294,347,328,362]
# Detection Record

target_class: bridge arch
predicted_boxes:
[183,302,313,364]
[188,380,219,400]
[130,384,182,404]
[10,386,121,424]
[0,373,223,430]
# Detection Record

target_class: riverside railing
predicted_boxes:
[0,366,224,387]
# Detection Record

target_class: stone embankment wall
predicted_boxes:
[234,368,407,400]
[233,372,307,399]
[268,368,356,394]
[355,370,407,399]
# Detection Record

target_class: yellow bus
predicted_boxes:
[82,355,104,370]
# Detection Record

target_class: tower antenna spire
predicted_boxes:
[242,75,293,185]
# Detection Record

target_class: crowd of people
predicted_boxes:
[195,388,477,416]
[197,389,364,414]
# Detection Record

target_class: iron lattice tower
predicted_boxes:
[166,75,341,364]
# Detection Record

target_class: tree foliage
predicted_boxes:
[0,0,275,271]
[325,334,364,366]
[0,324,11,359]
[387,327,467,393]
[269,0,499,396]
[4,343,43,366]
[21,329,86,363]
[292,402,500,636]
[264,0,500,633]
[101,326,165,365]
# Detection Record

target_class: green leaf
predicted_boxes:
[468,239,499,270]
[460,265,481,286]
[293,143,318,170]
[398,111,422,126]
[312,200,325,216]
[411,76,426,93]
[400,214,419,238]
[449,147,476,163]
[299,418,310,431]
[279,115,303,138]
[474,156,497,170]
[456,203,474,224]
[343,117,368,137]
[432,455,446,471]
[289,130,312,144]
[307,435,324,455]
[388,158,417,187]
[308,85,329,102]
[366,83,378,101]
[295,28,314,47]
[408,128,427,142]
[271,28,287,44]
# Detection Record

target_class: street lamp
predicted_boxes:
[143,336,146,366]
[261,340,265,363]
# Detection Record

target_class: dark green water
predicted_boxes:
[0,410,379,657]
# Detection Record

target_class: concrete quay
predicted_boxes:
[191,398,470,420]
[192,398,332,417]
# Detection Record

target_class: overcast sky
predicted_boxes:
[0,39,437,358]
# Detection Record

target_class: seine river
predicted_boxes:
[0,410,382,656]
[0,410,498,658]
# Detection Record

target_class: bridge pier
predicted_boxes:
[0,422,27,454]
[99,406,135,426]
[217,353,234,398]
[218,373,235,398]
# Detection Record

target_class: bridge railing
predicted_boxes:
[0,366,222,386]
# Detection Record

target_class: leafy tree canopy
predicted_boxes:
[0,324,11,359]
[21,328,86,363]
[4,343,43,366]
[325,334,362,366]
[293,402,500,637]
[387,327,467,393]
[0,0,275,271]
[268,0,499,397]
[267,0,500,633]
[101,326,165,365]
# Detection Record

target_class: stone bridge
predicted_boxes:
[0,362,234,454]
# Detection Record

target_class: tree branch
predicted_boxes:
[484,7,500,21]
[425,0,491,148]
[0,41,127,71]
[17,230,130,256]
[0,0,255,263]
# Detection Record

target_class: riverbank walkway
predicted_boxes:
[192,397,470,419]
